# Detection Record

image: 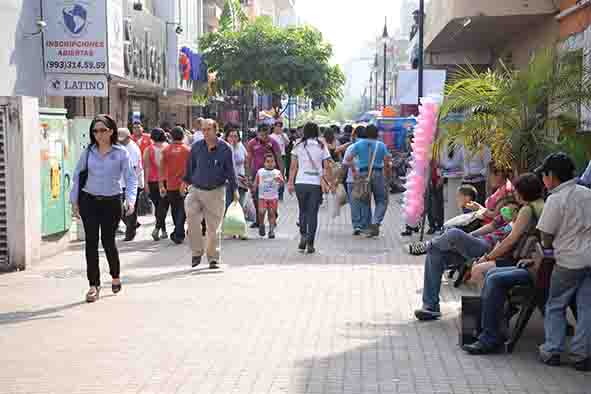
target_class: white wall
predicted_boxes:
[0,0,44,97]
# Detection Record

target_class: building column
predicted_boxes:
[2,96,42,270]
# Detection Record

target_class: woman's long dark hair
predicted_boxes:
[297,122,324,147]
[89,114,118,146]
[224,124,240,142]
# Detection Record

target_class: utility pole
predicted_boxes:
[382,17,389,109]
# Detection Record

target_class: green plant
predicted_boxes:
[440,49,591,173]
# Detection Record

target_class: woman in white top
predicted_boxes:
[224,127,249,211]
[288,122,334,254]
[143,128,170,241]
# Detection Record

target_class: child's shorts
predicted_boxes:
[258,199,278,210]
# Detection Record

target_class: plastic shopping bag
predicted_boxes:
[443,212,479,230]
[243,190,256,222]
[336,184,348,207]
[222,201,247,237]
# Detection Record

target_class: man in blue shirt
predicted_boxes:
[344,124,392,237]
[184,119,239,269]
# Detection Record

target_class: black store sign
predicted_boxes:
[123,10,166,87]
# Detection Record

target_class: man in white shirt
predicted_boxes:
[118,128,144,241]
[536,153,591,371]
[269,120,289,200]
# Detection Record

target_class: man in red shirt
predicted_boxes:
[160,127,192,244]
[246,124,282,227]
[131,121,153,157]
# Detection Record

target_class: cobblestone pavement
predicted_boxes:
[1,196,589,394]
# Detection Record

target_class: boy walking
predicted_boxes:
[255,154,284,239]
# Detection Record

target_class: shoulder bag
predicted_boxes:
[303,144,331,193]
[512,203,541,260]
[351,142,377,202]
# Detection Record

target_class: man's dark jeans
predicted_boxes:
[167,191,186,240]
[123,187,142,237]
[427,182,444,230]
[295,184,323,243]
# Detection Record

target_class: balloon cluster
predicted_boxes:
[402,97,440,227]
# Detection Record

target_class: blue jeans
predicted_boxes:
[540,266,591,362]
[355,170,387,227]
[422,228,492,311]
[295,184,323,243]
[478,267,531,347]
[347,183,369,230]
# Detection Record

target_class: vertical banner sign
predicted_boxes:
[106,0,124,77]
[42,0,107,74]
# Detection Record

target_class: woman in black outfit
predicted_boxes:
[71,114,137,303]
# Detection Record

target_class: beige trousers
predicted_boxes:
[184,186,225,262]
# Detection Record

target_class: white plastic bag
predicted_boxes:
[443,212,478,229]
[336,184,348,207]
[243,190,256,222]
[222,201,247,237]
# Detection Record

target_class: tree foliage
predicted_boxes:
[440,49,591,172]
[199,17,345,111]
[219,0,248,32]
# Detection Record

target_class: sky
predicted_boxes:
[295,0,405,66]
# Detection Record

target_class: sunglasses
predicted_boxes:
[93,127,111,134]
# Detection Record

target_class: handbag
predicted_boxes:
[303,145,331,194]
[352,142,377,202]
[77,148,90,202]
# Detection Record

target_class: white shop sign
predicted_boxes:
[45,74,108,97]
[106,0,124,77]
[42,0,108,74]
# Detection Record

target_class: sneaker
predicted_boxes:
[151,228,160,241]
[462,340,503,355]
[353,229,362,236]
[306,242,316,254]
[259,225,266,237]
[540,353,561,367]
[268,226,275,239]
[209,261,220,269]
[161,230,168,240]
[407,241,427,256]
[414,307,441,321]
[191,256,202,268]
[401,225,419,237]
[170,233,184,245]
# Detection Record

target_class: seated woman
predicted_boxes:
[414,173,545,321]
[466,164,515,224]
[469,175,544,287]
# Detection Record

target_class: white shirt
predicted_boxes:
[292,140,331,185]
[192,130,204,144]
[121,140,144,189]
[270,132,288,156]
[537,179,591,269]
[257,168,282,200]
[231,142,248,177]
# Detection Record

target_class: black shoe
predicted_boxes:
[112,281,122,294]
[170,233,184,245]
[414,308,442,321]
[135,222,141,229]
[401,225,419,237]
[250,222,259,229]
[298,237,307,251]
[151,228,160,241]
[353,229,362,236]
[259,225,266,237]
[462,340,502,355]
[209,261,220,269]
[306,242,316,254]
[366,224,380,238]
[191,256,202,268]
[574,358,591,372]
[268,227,275,239]
[123,233,136,242]
[540,353,561,367]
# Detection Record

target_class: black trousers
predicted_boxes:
[123,188,141,237]
[295,184,323,243]
[427,182,444,229]
[148,182,170,232]
[167,190,186,239]
[80,192,122,287]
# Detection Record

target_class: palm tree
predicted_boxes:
[439,49,591,173]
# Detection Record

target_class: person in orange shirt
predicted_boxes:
[160,126,192,244]
[131,121,153,157]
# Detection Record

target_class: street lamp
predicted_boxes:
[382,17,389,110]
[369,73,374,109]
[374,54,378,110]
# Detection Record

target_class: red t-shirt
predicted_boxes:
[160,142,191,191]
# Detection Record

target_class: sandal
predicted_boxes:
[86,286,100,303]
[112,279,122,294]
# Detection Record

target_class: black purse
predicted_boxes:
[77,148,90,202]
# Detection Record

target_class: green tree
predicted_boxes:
[199,17,345,114]
[219,0,248,32]
[440,49,591,173]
